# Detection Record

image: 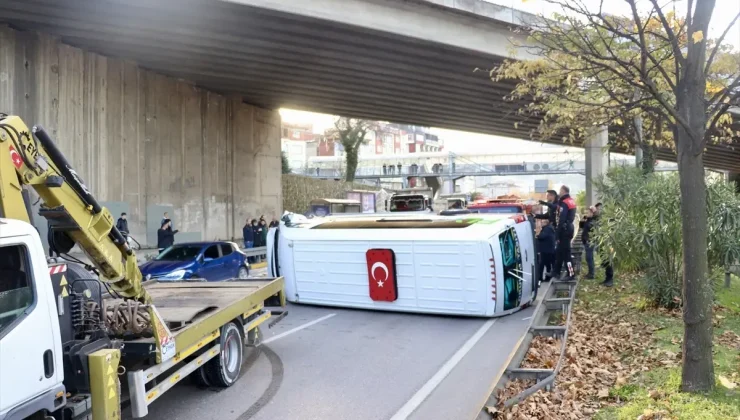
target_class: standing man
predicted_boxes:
[269,216,280,229]
[243,218,255,263]
[251,219,262,261]
[157,219,178,253]
[259,219,269,260]
[534,190,559,226]
[536,219,557,282]
[581,206,596,279]
[116,212,129,239]
[594,203,614,287]
[553,185,577,281]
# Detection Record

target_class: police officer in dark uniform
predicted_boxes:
[553,185,577,281]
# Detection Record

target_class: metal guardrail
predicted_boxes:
[243,246,267,258]
[477,279,579,418]
[477,238,583,418]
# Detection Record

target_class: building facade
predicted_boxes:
[316,122,444,157]
[281,122,321,172]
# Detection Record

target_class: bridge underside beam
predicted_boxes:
[0,0,738,172]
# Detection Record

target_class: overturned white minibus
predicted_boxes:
[267,213,538,317]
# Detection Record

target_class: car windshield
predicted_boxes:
[155,245,202,261]
[474,206,522,214]
[390,197,425,211]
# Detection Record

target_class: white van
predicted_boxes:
[267,213,538,317]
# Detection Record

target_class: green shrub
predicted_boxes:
[594,167,740,308]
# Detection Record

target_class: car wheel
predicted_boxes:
[237,266,249,279]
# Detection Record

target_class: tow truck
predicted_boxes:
[0,114,286,419]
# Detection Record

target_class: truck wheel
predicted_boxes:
[192,365,212,388]
[205,322,244,387]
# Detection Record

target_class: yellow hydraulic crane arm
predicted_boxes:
[0,114,149,303]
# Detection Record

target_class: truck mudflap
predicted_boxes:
[89,349,121,420]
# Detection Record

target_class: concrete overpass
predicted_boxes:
[1,0,738,237]
[1,0,738,172]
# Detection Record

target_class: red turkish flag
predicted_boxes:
[9,145,23,169]
[366,249,398,302]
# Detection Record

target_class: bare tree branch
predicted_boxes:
[706,10,740,73]
[646,0,685,80]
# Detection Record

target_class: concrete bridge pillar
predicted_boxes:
[585,126,609,207]
[727,172,740,193]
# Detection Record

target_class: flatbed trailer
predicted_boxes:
[121,279,285,418]
[41,260,286,419]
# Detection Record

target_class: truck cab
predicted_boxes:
[0,219,65,420]
[386,194,431,212]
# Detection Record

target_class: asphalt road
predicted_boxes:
[124,272,539,420]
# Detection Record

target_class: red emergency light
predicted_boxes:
[509,214,527,223]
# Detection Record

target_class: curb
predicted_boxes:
[251,262,267,269]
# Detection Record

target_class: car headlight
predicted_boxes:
[160,269,188,280]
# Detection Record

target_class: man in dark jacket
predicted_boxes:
[536,219,557,283]
[534,190,559,226]
[157,219,178,253]
[116,213,129,237]
[251,219,262,261]
[553,185,577,280]
[580,207,596,279]
[243,218,255,263]
[594,203,614,287]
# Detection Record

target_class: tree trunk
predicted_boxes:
[676,146,714,392]
[675,0,716,391]
[344,146,358,183]
[641,143,655,174]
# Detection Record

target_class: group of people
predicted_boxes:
[243,216,279,263]
[534,186,613,286]
[534,186,577,283]
[115,211,180,253]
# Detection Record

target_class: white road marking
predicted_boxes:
[389,319,497,420]
[522,316,533,321]
[262,313,337,344]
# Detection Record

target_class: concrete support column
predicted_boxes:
[728,171,740,193]
[633,115,643,168]
[585,126,609,207]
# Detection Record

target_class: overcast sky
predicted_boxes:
[281,0,740,156]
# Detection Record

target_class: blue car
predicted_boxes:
[140,241,250,281]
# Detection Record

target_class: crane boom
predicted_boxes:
[0,114,149,303]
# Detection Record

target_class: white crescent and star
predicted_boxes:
[370,261,389,287]
[9,147,22,168]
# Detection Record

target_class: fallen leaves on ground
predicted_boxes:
[718,375,738,390]
[637,408,673,420]
[487,292,674,419]
[717,330,740,350]
[521,336,562,369]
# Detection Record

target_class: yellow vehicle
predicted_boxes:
[0,114,287,419]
